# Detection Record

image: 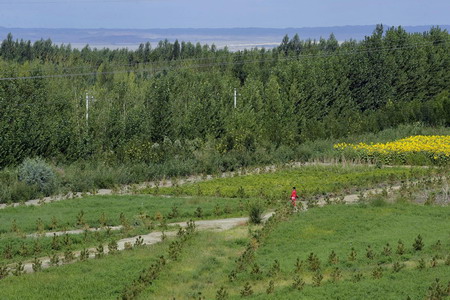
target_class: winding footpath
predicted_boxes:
[18,214,274,274]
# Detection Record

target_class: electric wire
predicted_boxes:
[0,40,447,81]
[0,39,446,76]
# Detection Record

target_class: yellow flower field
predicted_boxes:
[334,135,450,165]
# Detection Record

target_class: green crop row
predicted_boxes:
[142,164,435,199]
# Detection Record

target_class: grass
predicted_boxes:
[247,267,450,299]
[143,203,450,299]
[0,226,157,265]
[138,203,450,299]
[0,241,169,299]
[0,226,250,300]
[138,227,250,299]
[239,203,450,299]
[1,202,448,299]
[0,195,247,234]
[254,204,450,271]
[143,164,435,198]
[1,164,448,299]
[0,194,249,264]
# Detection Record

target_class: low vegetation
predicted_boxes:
[0,195,246,234]
[0,195,247,265]
[1,124,449,205]
[1,175,448,299]
[143,164,436,198]
[0,241,171,299]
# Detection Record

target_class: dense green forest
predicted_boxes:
[0,25,449,170]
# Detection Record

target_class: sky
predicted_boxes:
[0,0,449,29]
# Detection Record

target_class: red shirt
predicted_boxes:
[291,190,297,200]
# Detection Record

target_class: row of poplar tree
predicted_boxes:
[0,25,449,167]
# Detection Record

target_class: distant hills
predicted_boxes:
[0,25,449,51]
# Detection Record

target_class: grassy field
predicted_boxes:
[0,195,248,234]
[142,164,435,198]
[0,241,170,299]
[254,204,450,271]
[139,227,250,299]
[248,267,450,300]
[0,164,448,299]
[2,164,437,265]
[2,201,447,299]
[135,203,450,299]
[0,195,249,264]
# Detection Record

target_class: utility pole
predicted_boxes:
[85,92,89,126]
[234,88,237,109]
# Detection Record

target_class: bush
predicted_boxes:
[273,145,295,163]
[0,168,39,203]
[8,181,39,203]
[18,158,58,196]
[249,202,264,224]
[370,195,387,207]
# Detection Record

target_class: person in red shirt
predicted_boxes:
[291,187,299,212]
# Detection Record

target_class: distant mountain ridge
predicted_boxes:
[0,25,448,51]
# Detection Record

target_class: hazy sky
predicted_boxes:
[0,0,449,28]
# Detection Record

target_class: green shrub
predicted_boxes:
[216,287,228,300]
[292,275,305,290]
[0,180,38,203]
[370,195,387,207]
[18,158,58,196]
[413,234,424,251]
[273,145,295,163]
[240,282,253,297]
[248,202,264,224]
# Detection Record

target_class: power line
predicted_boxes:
[0,56,223,77]
[0,39,239,76]
[0,39,445,77]
[0,40,447,81]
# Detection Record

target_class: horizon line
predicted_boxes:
[1,24,449,30]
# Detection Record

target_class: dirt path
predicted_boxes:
[26,226,124,238]
[16,213,274,274]
[24,184,401,239]
[25,214,272,238]
[315,185,402,206]
[0,190,115,210]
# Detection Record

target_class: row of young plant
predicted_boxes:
[0,232,153,279]
[322,172,450,207]
[212,203,294,299]
[2,200,247,235]
[252,235,448,279]
[212,190,449,299]
[145,165,443,203]
[0,199,267,264]
[7,168,443,237]
[0,215,167,265]
[214,234,450,299]
[389,175,450,205]
[0,153,298,204]
[220,273,450,299]
[120,220,197,300]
